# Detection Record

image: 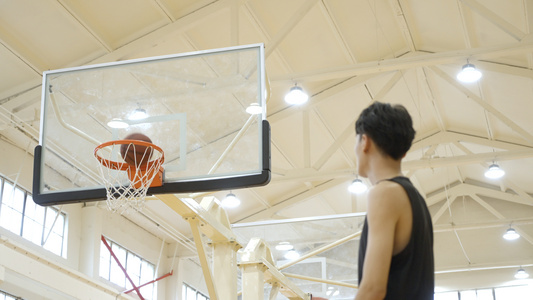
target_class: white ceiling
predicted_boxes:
[1,0,533,293]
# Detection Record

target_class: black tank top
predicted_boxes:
[358,176,434,299]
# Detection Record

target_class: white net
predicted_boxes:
[95,141,164,214]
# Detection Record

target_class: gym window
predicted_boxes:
[0,289,20,300]
[99,236,157,299]
[183,284,209,300]
[0,177,67,257]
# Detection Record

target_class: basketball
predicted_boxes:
[120,133,154,166]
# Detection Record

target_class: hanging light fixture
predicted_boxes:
[128,108,148,120]
[484,163,505,179]
[221,192,240,208]
[284,249,300,260]
[284,84,309,105]
[107,118,129,129]
[503,227,520,240]
[456,63,482,83]
[275,242,294,251]
[246,103,262,115]
[349,179,368,194]
[515,268,530,279]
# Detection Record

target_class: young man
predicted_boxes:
[314,102,434,300]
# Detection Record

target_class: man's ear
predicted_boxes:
[361,134,371,153]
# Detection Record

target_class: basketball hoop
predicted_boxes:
[95,139,164,213]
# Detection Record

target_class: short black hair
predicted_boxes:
[355,102,416,160]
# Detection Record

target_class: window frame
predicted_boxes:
[182,283,210,300]
[99,236,157,300]
[0,177,67,257]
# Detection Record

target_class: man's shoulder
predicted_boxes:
[369,180,409,202]
[367,181,410,215]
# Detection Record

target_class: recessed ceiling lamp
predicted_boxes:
[515,268,529,279]
[275,242,294,251]
[284,85,309,105]
[348,179,368,194]
[484,163,505,179]
[246,103,262,115]
[456,63,482,83]
[129,108,148,120]
[503,227,520,241]
[221,192,240,208]
[107,118,129,129]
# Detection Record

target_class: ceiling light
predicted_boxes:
[246,103,262,115]
[284,85,308,105]
[503,227,520,241]
[515,268,529,279]
[484,164,505,179]
[284,249,300,260]
[221,193,240,208]
[129,108,148,120]
[457,63,482,83]
[107,118,129,129]
[349,179,368,194]
[275,242,294,251]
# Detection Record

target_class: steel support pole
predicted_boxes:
[241,263,266,300]
[212,241,239,299]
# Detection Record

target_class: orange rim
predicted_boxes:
[95,139,165,171]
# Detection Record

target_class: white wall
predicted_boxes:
[0,138,33,192]
[0,140,215,299]
[0,145,207,299]
[177,258,210,298]
[0,202,210,300]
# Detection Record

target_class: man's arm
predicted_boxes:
[355,184,404,300]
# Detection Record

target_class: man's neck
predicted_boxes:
[366,157,403,185]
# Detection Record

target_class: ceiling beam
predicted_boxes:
[88,0,231,64]
[150,0,176,22]
[269,38,533,82]
[419,68,446,131]
[470,194,506,220]
[411,131,533,153]
[238,179,347,222]
[427,181,533,208]
[435,261,533,274]
[404,148,533,170]
[514,226,533,245]
[460,0,527,41]
[319,1,356,63]
[524,0,533,68]
[371,71,404,101]
[263,0,319,59]
[453,135,533,204]
[268,74,377,123]
[456,0,475,48]
[303,110,311,169]
[54,0,113,52]
[429,66,533,145]
[273,147,533,184]
[242,2,293,74]
[432,195,458,224]
[388,0,416,51]
[433,217,533,232]
[313,109,355,169]
[476,60,533,80]
[0,33,44,75]
[230,0,239,46]
[0,80,42,107]
[312,119,355,170]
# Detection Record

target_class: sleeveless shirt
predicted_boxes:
[358,176,434,299]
